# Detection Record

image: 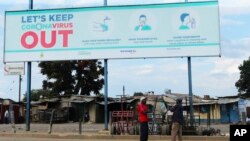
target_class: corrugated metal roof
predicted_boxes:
[191,102,218,105]
[163,96,176,104]
[97,98,136,105]
[37,98,60,103]
[165,93,202,103]
[70,96,95,103]
[96,101,114,105]
[218,98,240,104]
[31,101,44,105]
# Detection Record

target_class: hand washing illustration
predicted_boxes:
[93,16,111,32]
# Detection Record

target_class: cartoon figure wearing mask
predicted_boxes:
[135,15,152,31]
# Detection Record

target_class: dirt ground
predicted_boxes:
[0,122,230,135]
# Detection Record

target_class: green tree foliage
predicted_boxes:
[73,60,104,95]
[39,60,104,96]
[133,92,144,96]
[39,61,75,95]
[23,89,55,101]
[235,57,250,97]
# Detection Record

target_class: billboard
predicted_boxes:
[4,63,25,75]
[4,1,220,62]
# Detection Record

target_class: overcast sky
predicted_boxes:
[0,0,250,101]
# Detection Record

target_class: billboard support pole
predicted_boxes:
[26,62,31,131]
[26,0,33,131]
[187,57,194,126]
[18,75,22,103]
[104,59,108,130]
[185,0,194,127]
[104,0,108,131]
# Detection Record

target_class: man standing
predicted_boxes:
[170,98,184,141]
[138,97,149,141]
[4,110,9,124]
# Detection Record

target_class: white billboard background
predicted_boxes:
[4,1,220,62]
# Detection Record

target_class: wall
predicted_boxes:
[88,101,97,123]
[220,102,240,123]
[194,104,220,124]
[238,99,250,122]
[0,104,22,124]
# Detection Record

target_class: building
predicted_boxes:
[164,93,220,125]
[0,98,24,124]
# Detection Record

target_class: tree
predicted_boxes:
[133,92,144,96]
[235,57,250,97]
[23,89,55,102]
[39,61,75,95]
[39,60,104,96]
[73,60,104,95]
[164,89,171,94]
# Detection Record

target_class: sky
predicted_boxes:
[0,0,250,101]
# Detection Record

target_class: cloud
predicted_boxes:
[0,0,28,10]
[211,58,241,74]
[220,18,245,26]
[221,38,250,58]
[107,57,240,97]
[0,0,102,9]
[219,0,250,8]
[182,57,240,97]
[190,37,250,94]
[0,0,27,5]
[194,69,239,91]
[33,0,103,8]
[0,15,3,29]
[219,0,250,16]
[0,73,20,100]
[108,0,182,5]
[208,37,250,76]
[135,65,154,75]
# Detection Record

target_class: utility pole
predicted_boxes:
[18,75,22,103]
[117,86,126,134]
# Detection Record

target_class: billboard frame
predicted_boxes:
[4,1,220,63]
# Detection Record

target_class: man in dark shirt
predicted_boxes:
[138,97,149,141]
[170,98,184,141]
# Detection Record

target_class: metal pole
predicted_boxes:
[18,75,22,103]
[185,0,194,127]
[29,0,33,9]
[78,104,83,134]
[187,57,194,126]
[26,0,33,131]
[104,0,108,130]
[104,59,108,130]
[123,85,125,97]
[26,62,31,131]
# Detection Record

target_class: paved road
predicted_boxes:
[0,137,229,141]
[0,123,230,141]
[0,137,130,141]
[0,123,102,133]
[0,138,125,141]
[0,137,70,141]
[0,123,230,134]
